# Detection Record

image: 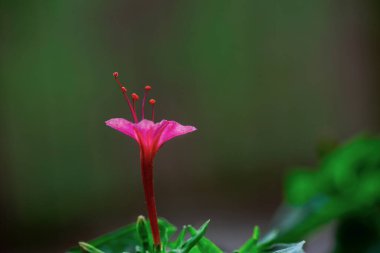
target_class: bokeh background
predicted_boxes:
[1,1,379,252]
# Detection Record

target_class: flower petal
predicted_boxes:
[106,118,196,151]
[157,120,197,148]
[105,118,138,141]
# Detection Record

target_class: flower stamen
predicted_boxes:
[132,93,139,111]
[142,85,151,120]
[113,72,138,123]
[149,99,156,122]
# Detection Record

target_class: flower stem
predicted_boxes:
[140,152,161,247]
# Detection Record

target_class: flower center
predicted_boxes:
[113,72,156,123]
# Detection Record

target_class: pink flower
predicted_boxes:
[106,119,196,155]
[105,72,196,247]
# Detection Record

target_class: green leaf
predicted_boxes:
[159,218,177,247]
[275,136,380,243]
[136,216,152,253]
[238,227,305,253]
[187,225,223,253]
[170,226,187,249]
[180,220,210,253]
[67,218,176,253]
[263,241,305,253]
[67,223,139,253]
[238,226,260,253]
[79,242,105,253]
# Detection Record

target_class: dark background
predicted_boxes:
[1,1,379,252]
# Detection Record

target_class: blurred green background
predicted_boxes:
[1,0,379,252]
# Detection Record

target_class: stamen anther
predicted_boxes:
[132,93,139,111]
[149,99,156,121]
[132,93,139,100]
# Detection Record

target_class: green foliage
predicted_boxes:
[262,242,305,253]
[136,215,152,253]
[271,135,380,252]
[186,225,223,253]
[67,217,221,253]
[69,217,306,253]
[286,135,380,207]
[238,226,261,253]
[237,226,305,253]
[67,217,175,253]
[79,242,105,253]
